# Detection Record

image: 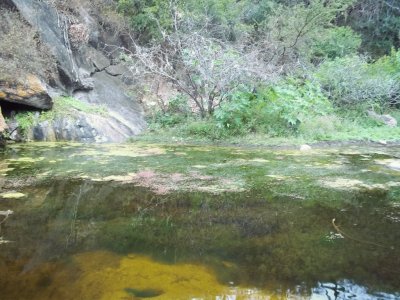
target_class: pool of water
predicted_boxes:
[0,142,399,299]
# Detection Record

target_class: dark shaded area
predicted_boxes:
[0,102,41,118]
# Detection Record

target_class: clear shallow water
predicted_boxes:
[0,142,399,299]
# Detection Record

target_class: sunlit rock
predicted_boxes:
[0,75,52,109]
[0,192,26,199]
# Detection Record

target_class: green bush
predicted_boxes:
[314,53,400,107]
[214,79,333,136]
[117,0,173,41]
[310,27,361,60]
[148,94,191,128]
[370,48,400,77]
[260,78,333,129]
[214,88,256,134]
[183,121,227,140]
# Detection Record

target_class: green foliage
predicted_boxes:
[117,0,172,41]
[53,96,108,116]
[183,0,247,40]
[14,112,36,136]
[113,0,400,143]
[258,0,356,64]
[298,115,340,140]
[167,94,191,115]
[214,80,333,136]
[214,88,256,134]
[13,97,108,137]
[242,0,276,25]
[345,0,400,56]
[310,27,361,60]
[183,121,227,140]
[370,48,400,77]
[148,94,191,128]
[260,79,333,128]
[314,52,400,107]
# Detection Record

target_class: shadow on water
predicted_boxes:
[0,143,399,299]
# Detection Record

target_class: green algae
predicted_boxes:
[0,142,399,299]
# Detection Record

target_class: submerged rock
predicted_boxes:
[300,144,312,151]
[375,159,400,171]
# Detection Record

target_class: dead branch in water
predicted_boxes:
[332,218,392,249]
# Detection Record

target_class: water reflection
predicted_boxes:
[0,143,399,299]
[311,281,400,300]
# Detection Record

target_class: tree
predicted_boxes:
[250,0,356,66]
[344,0,400,56]
[118,1,273,117]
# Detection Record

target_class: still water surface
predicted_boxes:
[0,142,399,299]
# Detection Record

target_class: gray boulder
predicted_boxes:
[8,0,146,142]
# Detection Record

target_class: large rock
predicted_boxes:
[8,0,146,142]
[106,64,129,76]
[73,71,145,136]
[9,0,82,89]
[88,48,110,72]
[28,111,140,143]
[0,75,52,109]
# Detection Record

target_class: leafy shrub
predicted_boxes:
[314,53,400,107]
[214,88,256,134]
[345,0,400,57]
[14,112,36,136]
[260,78,333,129]
[167,94,191,115]
[369,48,400,77]
[183,121,227,140]
[214,79,333,136]
[148,94,191,128]
[117,0,172,41]
[310,27,361,60]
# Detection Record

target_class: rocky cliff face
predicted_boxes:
[0,0,146,142]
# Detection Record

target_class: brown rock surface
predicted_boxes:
[0,75,53,109]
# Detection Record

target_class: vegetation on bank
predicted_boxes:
[114,0,400,144]
[2,0,400,144]
[13,96,108,137]
[136,50,400,145]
